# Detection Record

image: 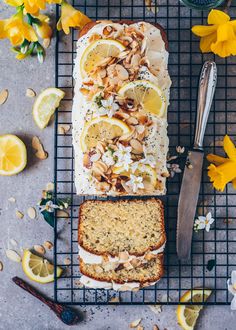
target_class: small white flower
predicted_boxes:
[194,212,215,232]
[39,201,60,213]
[113,144,132,170]
[97,96,119,118]
[228,271,236,310]
[126,174,144,193]
[102,150,115,166]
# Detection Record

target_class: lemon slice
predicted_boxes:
[80,39,126,77]
[0,134,27,176]
[32,88,65,129]
[80,116,131,152]
[22,250,63,284]
[176,289,212,330]
[119,80,166,117]
[113,164,157,187]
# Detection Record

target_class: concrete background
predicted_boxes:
[0,2,236,330]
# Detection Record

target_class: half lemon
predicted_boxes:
[0,134,27,176]
[176,289,212,330]
[80,39,126,78]
[80,116,131,152]
[119,80,166,117]
[22,250,63,284]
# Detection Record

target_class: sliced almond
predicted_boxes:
[137,326,144,330]
[5,249,21,263]
[0,89,8,105]
[8,197,16,203]
[0,261,3,271]
[26,88,36,98]
[119,251,129,261]
[43,38,51,49]
[57,210,69,219]
[27,207,36,219]
[127,117,139,125]
[16,210,24,219]
[130,139,143,154]
[119,126,136,142]
[33,245,45,255]
[116,64,129,80]
[10,239,18,247]
[153,325,159,330]
[58,124,71,135]
[43,241,53,250]
[130,318,142,328]
[90,151,101,163]
[64,257,71,265]
[46,182,54,191]
[32,136,48,160]
[94,265,103,273]
[95,181,111,192]
[123,262,133,270]
[109,296,120,303]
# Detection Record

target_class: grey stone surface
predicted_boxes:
[0,2,236,330]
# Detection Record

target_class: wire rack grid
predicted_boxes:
[54,0,236,305]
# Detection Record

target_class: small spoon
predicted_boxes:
[12,277,83,326]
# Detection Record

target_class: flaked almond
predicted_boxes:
[130,139,143,154]
[92,160,108,176]
[26,88,36,98]
[83,153,92,168]
[58,124,71,135]
[27,207,36,219]
[95,181,111,192]
[16,210,24,219]
[43,241,53,250]
[57,210,69,219]
[5,249,21,263]
[80,87,89,96]
[119,251,129,261]
[33,245,45,255]
[0,89,8,105]
[118,50,130,59]
[90,151,101,163]
[161,171,170,178]
[130,258,141,268]
[89,34,101,42]
[145,252,156,261]
[119,126,136,142]
[43,38,51,49]
[131,54,141,67]
[127,117,139,125]
[64,257,71,265]
[0,261,3,271]
[8,197,16,203]
[109,296,120,303]
[137,326,144,330]
[46,182,54,191]
[135,125,145,134]
[153,325,159,330]
[103,25,114,36]
[123,262,133,270]
[97,56,112,67]
[134,112,148,124]
[129,318,142,328]
[96,141,106,154]
[116,64,129,80]
[32,136,48,160]
[95,265,103,273]
[10,239,18,247]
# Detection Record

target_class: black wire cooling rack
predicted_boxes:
[54,0,236,305]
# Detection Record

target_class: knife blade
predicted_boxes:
[176,61,217,260]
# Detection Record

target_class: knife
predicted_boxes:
[176,61,217,261]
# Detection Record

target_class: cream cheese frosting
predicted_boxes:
[72,21,171,195]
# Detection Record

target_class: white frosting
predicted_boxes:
[72,21,171,195]
[78,244,165,264]
[80,275,159,290]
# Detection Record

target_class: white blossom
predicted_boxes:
[102,150,115,166]
[126,174,144,193]
[97,96,119,118]
[194,212,215,232]
[39,201,60,213]
[113,144,132,170]
[227,271,236,310]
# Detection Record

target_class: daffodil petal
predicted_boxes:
[192,25,217,37]
[4,0,23,6]
[232,178,236,190]
[200,32,217,53]
[223,135,236,160]
[208,161,236,191]
[206,154,227,165]
[217,23,236,42]
[208,9,230,25]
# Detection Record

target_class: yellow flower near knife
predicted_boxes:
[192,9,236,58]
[207,135,236,192]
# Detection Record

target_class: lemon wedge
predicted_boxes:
[119,80,166,117]
[22,250,63,284]
[80,39,126,78]
[0,134,27,176]
[80,116,131,152]
[176,289,212,330]
[32,88,65,129]
[113,164,157,187]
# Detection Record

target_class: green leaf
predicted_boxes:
[207,259,216,271]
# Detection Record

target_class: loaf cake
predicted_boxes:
[78,199,166,290]
[72,20,171,196]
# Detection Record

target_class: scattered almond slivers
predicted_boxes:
[109,296,120,303]
[5,249,21,263]
[43,241,53,250]
[64,257,71,265]
[8,197,16,203]
[129,318,142,328]
[26,88,36,98]
[27,207,36,219]
[16,210,24,219]
[33,245,46,255]
[57,210,69,218]
[32,136,48,160]
[0,89,9,105]
[58,124,71,135]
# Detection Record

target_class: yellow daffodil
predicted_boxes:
[23,0,47,16]
[46,0,62,3]
[57,0,91,35]
[4,0,24,6]
[192,9,236,58]
[0,20,8,40]
[207,135,236,191]
[5,12,38,46]
[34,15,52,39]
